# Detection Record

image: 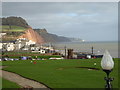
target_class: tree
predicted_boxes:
[2,16,29,28]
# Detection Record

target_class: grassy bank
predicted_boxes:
[1,58,119,89]
[0,25,26,32]
[1,77,21,88]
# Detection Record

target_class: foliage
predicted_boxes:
[1,17,28,28]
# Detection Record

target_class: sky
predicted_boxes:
[2,2,118,41]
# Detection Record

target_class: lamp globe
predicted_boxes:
[101,50,114,70]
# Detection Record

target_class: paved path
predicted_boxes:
[0,66,50,89]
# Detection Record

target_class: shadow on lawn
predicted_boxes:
[57,66,100,71]
[75,67,100,70]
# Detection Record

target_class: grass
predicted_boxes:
[1,77,21,88]
[0,25,26,32]
[1,58,119,89]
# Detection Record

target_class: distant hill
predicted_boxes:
[34,29,71,42]
[69,38,83,42]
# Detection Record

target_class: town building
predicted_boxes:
[0,38,55,54]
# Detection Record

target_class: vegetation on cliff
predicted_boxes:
[1,17,28,41]
[1,16,29,28]
[1,25,26,32]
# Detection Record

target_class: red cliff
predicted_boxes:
[19,27,44,44]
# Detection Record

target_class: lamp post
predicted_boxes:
[101,50,114,90]
[64,45,67,59]
[91,46,94,54]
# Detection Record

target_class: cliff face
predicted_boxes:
[35,29,71,43]
[19,27,44,44]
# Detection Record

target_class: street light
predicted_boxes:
[101,50,114,90]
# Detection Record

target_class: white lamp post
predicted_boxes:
[101,50,114,89]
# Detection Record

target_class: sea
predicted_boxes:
[51,41,118,58]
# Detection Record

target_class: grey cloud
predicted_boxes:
[2,2,118,41]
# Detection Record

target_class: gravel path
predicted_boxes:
[0,66,50,89]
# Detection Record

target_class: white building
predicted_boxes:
[6,43,15,51]
[0,43,2,50]
[26,40,36,46]
[40,49,46,54]
[32,49,46,54]
[0,33,6,38]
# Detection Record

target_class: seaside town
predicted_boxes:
[0,2,118,89]
[0,35,103,61]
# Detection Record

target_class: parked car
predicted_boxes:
[37,58,42,60]
[32,58,36,60]
[20,56,27,60]
[14,58,19,60]
[8,58,14,61]
[3,58,8,61]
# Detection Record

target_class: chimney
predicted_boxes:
[67,49,73,59]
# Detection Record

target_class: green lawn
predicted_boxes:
[1,58,119,89]
[0,25,26,32]
[0,77,21,88]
